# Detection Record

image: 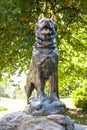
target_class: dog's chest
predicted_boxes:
[31,47,58,78]
[32,47,58,66]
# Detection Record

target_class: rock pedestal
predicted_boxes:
[24,92,66,116]
[0,111,75,130]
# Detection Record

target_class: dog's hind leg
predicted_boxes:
[25,82,35,104]
[25,75,35,104]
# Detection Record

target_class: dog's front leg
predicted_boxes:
[34,70,48,101]
[49,72,59,98]
[34,70,45,92]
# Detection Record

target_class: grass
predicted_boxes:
[0,105,8,116]
[0,98,26,117]
[0,107,8,111]
[66,108,87,125]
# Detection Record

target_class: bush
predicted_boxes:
[72,85,87,110]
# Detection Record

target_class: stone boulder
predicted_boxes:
[74,124,87,130]
[0,111,87,130]
[0,111,75,130]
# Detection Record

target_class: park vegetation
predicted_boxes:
[0,0,87,110]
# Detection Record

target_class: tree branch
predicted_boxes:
[54,5,80,14]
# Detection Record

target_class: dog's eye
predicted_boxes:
[40,20,44,23]
[36,26,39,29]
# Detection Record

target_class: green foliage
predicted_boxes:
[0,0,87,98]
[72,82,87,110]
[0,86,10,98]
[0,0,35,79]
[0,79,10,97]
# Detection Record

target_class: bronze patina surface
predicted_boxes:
[25,14,66,115]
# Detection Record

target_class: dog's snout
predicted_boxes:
[45,20,48,24]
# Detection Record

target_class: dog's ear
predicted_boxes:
[38,14,44,21]
[51,15,57,22]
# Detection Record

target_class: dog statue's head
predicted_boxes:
[35,14,57,40]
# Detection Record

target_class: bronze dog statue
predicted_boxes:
[25,14,59,104]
